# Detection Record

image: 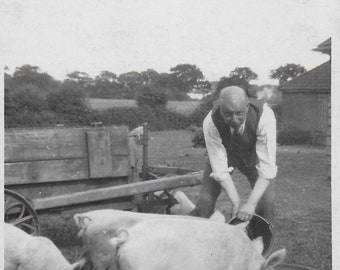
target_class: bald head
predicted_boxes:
[218,86,249,129]
[218,86,248,107]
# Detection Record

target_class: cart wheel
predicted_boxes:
[4,189,40,235]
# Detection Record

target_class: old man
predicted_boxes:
[191,86,277,224]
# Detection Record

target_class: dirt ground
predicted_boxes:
[42,129,331,269]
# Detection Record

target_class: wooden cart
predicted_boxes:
[4,124,202,235]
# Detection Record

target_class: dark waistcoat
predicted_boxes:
[211,100,264,168]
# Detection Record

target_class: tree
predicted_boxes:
[13,65,40,77]
[5,88,46,116]
[247,84,262,99]
[151,72,174,88]
[170,64,209,94]
[94,71,117,90]
[136,85,168,109]
[66,71,94,87]
[140,69,160,85]
[118,71,143,90]
[214,67,258,98]
[270,64,306,85]
[141,72,186,101]
[4,67,13,90]
[95,71,118,83]
[11,64,60,92]
[229,67,258,82]
[191,80,211,96]
[46,87,91,124]
[91,71,122,98]
[215,76,250,98]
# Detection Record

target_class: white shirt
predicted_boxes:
[203,103,277,180]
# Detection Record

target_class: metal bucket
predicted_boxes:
[228,214,273,257]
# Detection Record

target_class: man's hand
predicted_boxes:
[231,203,239,218]
[236,177,270,221]
[237,202,256,221]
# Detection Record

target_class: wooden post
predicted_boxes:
[141,123,155,210]
[142,123,149,180]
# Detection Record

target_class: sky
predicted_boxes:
[1,0,338,85]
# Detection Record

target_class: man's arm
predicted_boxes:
[213,174,240,216]
[203,112,240,212]
[237,103,277,221]
[237,177,270,220]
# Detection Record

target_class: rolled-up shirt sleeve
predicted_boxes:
[255,103,278,179]
[203,111,230,175]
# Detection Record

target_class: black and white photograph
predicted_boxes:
[2,0,339,269]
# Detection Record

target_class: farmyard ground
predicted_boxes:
[40,130,331,269]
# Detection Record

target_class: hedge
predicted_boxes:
[93,106,191,130]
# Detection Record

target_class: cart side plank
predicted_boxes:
[5,156,130,185]
[32,172,203,210]
[5,127,129,162]
[7,178,130,201]
[149,166,195,175]
[87,130,113,178]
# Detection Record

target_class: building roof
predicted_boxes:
[279,61,330,91]
[312,37,331,55]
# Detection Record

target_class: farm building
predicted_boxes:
[279,38,331,146]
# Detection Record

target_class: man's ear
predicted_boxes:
[212,100,221,112]
[244,102,250,113]
[213,99,221,107]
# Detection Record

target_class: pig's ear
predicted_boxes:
[73,214,92,229]
[109,228,129,247]
[251,236,264,255]
[262,249,287,269]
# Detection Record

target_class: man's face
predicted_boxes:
[219,101,248,129]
